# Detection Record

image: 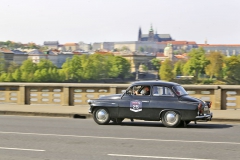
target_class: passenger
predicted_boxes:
[135,86,150,95]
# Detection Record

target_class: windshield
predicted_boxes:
[172,85,188,96]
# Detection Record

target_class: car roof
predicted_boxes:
[131,80,180,87]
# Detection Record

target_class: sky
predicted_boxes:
[0,0,239,45]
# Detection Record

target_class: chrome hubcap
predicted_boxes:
[96,109,109,122]
[164,111,178,125]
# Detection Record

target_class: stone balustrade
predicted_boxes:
[0,83,239,110]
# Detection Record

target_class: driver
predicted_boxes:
[135,86,150,96]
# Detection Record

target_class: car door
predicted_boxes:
[118,85,151,119]
[149,86,179,120]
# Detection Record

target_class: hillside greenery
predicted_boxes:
[0,54,131,82]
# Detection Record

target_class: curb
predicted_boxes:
[211,118,240,123]
[1,111,240,123]
[0,111,92,119]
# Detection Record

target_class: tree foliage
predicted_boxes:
[173,60,185,77]
[20,59,37,82]
[183,47,209,81]
[223,56,240,84]
[62,55,82,82]
[205,51,224,79]
[0,53,6,74]
[7,61,19,73]
[159,59,174,81]
[150,58,161,70]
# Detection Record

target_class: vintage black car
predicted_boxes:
[88,81,213,128]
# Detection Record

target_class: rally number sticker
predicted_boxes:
[130,100,142,112]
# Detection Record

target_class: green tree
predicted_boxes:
[88,54,109,79]
[173,60,185,77]
[108,56,131,78]
[37,59,57,70]
[183,48,208,81]
[141,64,148,72]
[20,59,37,82]
[159,59,174,81]
[0,73,7,81]
[7,61,19,73]
[205,51,224,80]
[62,55,82,82]
[33,68,49,82]
[139,46,144,52]
[0,53,6,74]
[223,56,240,84]
[150,58,161,70]
[4,73,14,82]
[12,69,22,82]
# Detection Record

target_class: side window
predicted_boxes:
[127,85,151,96]
[126,85,142,95]
[152,86,173,96]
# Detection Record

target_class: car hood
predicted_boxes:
[99,94,122,100]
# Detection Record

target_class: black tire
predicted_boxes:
[111,118,124,124]
[179,120,191,127]
[161,111,181,128]
[185,121,191,125]
[93,108,110,125]
[111,118,117,123]
[116,118,124,124]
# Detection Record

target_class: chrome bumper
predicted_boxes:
[195,112,213,121]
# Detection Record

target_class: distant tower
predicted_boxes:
[154,28,158,42]
[205,38,208,44]
[148,25,154,42]
[138,27,142,41]
[164,43,173,60]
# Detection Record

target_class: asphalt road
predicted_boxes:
[0,116,240,160]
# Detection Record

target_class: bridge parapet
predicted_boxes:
[0,83,239,110]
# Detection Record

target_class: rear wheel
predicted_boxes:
[162,111,181,128]
[179,120,191,127]
[93,108,110,125]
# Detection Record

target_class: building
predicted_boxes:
[156,44,187,62]
[11,49,28,65]
[112,51,156,73]
[93,41,167,53]
[138,25,173,42]
[64,43,79,52]
[43,41,59,49]
[0,48,14,67]
[160,41,198,52]
[28,49,48,63]
[198,44,240,56]
[79,41,91,51]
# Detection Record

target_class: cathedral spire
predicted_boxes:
[148,24,154,41]
[138,27,142,41]
[149,24,154,32]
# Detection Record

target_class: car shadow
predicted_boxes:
[184,123,233,129]
[109,121,234,129]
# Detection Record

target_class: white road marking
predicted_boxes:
[0,131,239,145]
[0,147,45,152]
[108,154,216,160]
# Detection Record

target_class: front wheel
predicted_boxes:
[93,108,110,125]
[162,111,181,128]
